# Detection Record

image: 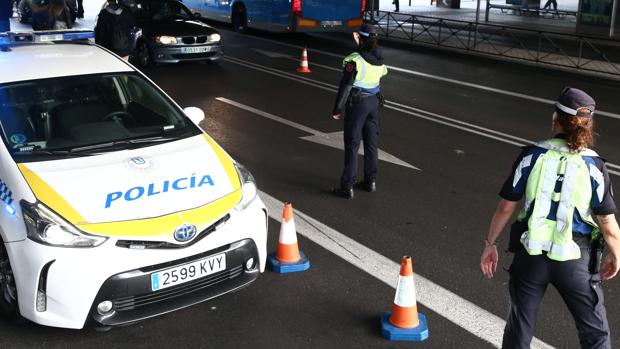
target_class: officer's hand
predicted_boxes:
[601,254,619,280]
[480,245,498,278]
[332,113,341,120]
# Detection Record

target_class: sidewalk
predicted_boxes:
[378,0,579,34]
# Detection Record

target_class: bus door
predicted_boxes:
[243,0,272,30]
[271,0,290,31]
[302,0,362,22]
[205,0,229,21]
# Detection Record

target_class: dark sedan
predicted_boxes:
[132,0,223,67]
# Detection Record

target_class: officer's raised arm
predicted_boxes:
[332,61,357,119]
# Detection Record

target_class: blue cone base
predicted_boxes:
[381,312,429,341]
[267,251,310,273]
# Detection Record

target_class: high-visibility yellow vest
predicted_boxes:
[518,138,601,261]
[343,52,388,90]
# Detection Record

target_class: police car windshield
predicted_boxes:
[0,72,200,160]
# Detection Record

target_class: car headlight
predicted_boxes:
[234,162,257,211]
[156,36,177,45]
[21,201,107,248]
[209,33,221,42]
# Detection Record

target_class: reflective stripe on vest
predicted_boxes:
[343,53,387,90]
[519,138,599,261]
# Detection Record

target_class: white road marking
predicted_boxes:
[253,48,343,72]
[216,97,420,170]
[259,190,555,349]
[228,33,620,120]
[222,56,620,177]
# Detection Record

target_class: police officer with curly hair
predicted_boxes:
[480,87,620,348]
[332,23,388,199]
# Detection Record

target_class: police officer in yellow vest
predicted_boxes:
[332,23,388,199]
[480,87,620,348]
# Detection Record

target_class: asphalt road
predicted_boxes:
[2,24,620,349]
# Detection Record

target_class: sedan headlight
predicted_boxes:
[156,36,177,45]
[21,201,107,248]
[209,33,221,42]
[234,162,257,211]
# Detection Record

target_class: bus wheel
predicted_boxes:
[232,4,247,33]
[0,240,24,323]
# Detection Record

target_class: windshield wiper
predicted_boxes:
[13,148,85,157]
[69,135,180,153]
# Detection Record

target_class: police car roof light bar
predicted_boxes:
[0,30,95,46]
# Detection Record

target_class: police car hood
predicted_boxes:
[17,135,242,238]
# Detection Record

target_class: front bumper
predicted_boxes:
[4,197,267,329]
[152,44,224,64]
[91,238,259,327]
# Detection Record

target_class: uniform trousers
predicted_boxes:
[340,94,379,189]
[503,241,611,349]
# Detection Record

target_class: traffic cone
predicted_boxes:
[380,256,429,341]
[297,48,312,73]
[267,203,310,273]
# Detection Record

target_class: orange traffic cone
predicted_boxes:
[380,256,429,341]
[267,203,310,273]
[297,48,312,74]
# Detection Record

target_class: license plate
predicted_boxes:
[322,21,342,26]
[38,34,64,42]
[151,253,226,291]
[181,46,212,54]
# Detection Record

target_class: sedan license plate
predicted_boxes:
[322,21,342,26]
[181,46,212,54]
[151,253,226,291]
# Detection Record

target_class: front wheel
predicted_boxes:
[0,240,24,323]
[136,40,153,68]
[231,4,247,33]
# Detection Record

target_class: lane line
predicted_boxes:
[224,31,620,120]
[216,97,421,170]
[259,190,554,349]
[223,55,620,176]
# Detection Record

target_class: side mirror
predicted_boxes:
[184,107,205,125]
[194,12,202,18]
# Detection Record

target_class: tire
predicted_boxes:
[136,40,153,68]
[0,240,24,324]
[231,4,247,33]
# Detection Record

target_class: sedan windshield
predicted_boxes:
[0,72,200,160]
[135,0,194,21]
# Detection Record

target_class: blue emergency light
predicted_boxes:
[0,30,95,47]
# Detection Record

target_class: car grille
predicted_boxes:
[116,214,230,250]
[181,36,208,44]
[112,265,244,312]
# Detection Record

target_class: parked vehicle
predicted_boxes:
[96,0,224,67]
[0,30,267,329]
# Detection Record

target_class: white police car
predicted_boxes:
[0,30,267,329]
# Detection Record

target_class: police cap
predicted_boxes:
[555,87,595,118]
[358,23,378,37]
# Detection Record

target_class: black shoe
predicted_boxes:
[332,187,354,199]
[356,180,376,193]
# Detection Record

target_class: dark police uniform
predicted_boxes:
[332,24,387,199]
[499,136,615,348]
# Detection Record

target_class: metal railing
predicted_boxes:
[365,10,620,77]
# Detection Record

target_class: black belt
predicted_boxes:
[572,234,591,248]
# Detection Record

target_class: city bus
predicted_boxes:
[183,0,365,33]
